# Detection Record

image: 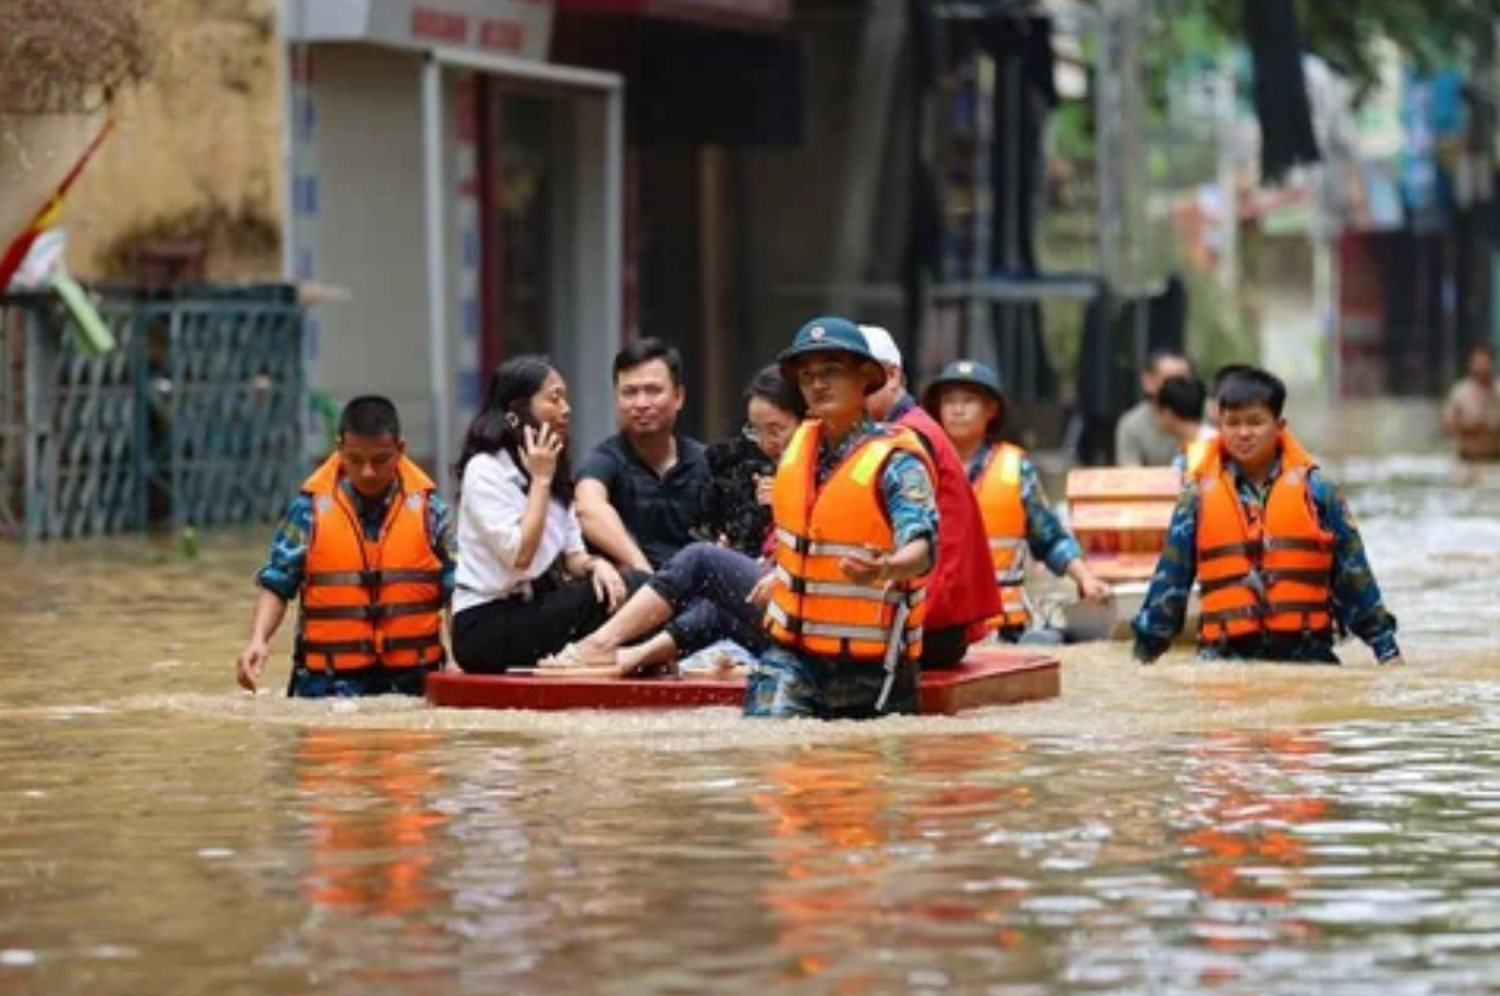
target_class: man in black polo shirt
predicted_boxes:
[577,338,712,571]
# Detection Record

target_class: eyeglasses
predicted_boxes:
[742,422,793,445]
[795,363,855,388]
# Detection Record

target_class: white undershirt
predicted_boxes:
[454,450,584,614]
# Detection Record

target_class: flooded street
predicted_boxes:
[3,403,1499,996]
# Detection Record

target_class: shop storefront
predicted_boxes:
[551,0,803,437]
[281,0,623,479]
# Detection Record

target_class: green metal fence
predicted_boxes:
[1,287,305,540]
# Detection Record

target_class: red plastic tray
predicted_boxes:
[425,645,1059,714]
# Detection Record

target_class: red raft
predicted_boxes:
[425,645,1060,715]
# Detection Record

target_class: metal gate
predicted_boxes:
[1,287,305,540]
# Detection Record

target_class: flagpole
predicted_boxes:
[0,116,114,291]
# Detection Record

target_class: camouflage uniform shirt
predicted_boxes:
[965,441,1083,576]
[1131,457,1400,663]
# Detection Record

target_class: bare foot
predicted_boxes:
[614,645,669,678]
[707,653,747,681]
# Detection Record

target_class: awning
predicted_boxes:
[627,18,806,146]
[282,0,555,61]
[555,0,790,33]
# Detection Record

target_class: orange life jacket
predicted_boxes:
[972,442,1030,629]
[767,421,935,663]
[1195,433,1334,645]
[299,453,445,672]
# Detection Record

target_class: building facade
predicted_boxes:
[283,0,623,479]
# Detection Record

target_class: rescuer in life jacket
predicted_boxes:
[858,325,1000,668]
[235,395,455,697]
[921,359,1112,641]
[744,317,940,719]
[1131,366,1404,666]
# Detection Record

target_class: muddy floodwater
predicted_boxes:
[3,400,1498,995]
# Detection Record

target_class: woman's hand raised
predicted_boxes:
[522,422,562,484]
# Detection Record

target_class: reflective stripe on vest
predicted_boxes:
[771,565,928,607]
[989,537,1029,585]
[764,601,923,647]
[767,421,933,663]
[1184,437,1213,475]
[974,442,1030,629]
[773,526,879,562]
[299,453,446,672]
[1194,433,1334,645]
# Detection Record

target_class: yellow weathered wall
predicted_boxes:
[3,0,283,281]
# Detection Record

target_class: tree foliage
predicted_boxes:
[0,0,155,115]
[1205,0,1500,95]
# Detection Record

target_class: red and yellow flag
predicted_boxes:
[0,117,115,292]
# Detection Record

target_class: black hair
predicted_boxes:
[455,355,574,504]
[338,395,401,440]
[1146,347,1193,376]
[1156,375,1207,422]
[1471,343,1496,361]
[1210,362,1254,392]
[1216,366,1287,419]
[742,364,807,420]
[613,337,684,387]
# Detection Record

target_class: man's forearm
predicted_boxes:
[578,503,651,569]
[250,587,290,644]
[882,538,932,582]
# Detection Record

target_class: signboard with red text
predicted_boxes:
[556,0,789,31]
[286,0,554,62]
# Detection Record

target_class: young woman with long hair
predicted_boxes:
[451,355,630,672]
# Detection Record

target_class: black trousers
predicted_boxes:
[1199,631,1339,664]
[452,572,646,674]
[920,625,970,670]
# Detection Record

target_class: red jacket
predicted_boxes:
[898,403,1003,641]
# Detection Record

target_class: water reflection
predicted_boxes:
[282,729,457,994]
[295,729,448,916]
[749,736,1055,993]
[754,744,894,991]
[1175,730,1329,955]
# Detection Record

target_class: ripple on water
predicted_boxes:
[2,450,1500,994]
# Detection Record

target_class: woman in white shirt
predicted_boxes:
[452,355,629,673]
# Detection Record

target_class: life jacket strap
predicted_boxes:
[1264,537,1332,553]
[1200,604,1263,626]
[771,566,924,605]
[1200,541,1260,561]
[1261,569,1331,588]
[302,599,445,621]
[875,597,913,714]
[299,633,444,671]
[306,568,443,588]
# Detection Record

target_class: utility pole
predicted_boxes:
[1215,51,1239,303]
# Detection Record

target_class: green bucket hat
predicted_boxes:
[922,359,1005,410]
[777,316,888,396]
